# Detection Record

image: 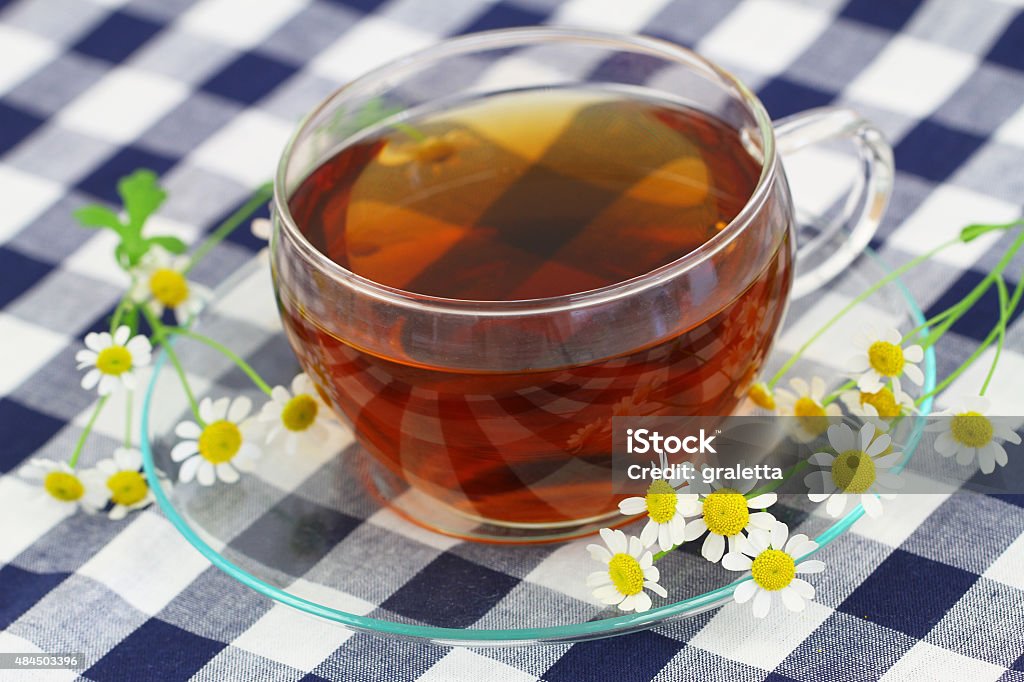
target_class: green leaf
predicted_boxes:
[147,235,187,254]
[73,205,123,232]
[961,220,1024,242]
[118,169,167,233]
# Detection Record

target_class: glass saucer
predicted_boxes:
[141,252,935,645]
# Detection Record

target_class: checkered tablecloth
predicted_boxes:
[2,0,1024,680]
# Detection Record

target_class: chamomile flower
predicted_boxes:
[80,447,154,519]
[747,382,776,411]
[840,383,915,431]
[619,479,700,552]
[925,395,1021,474]
[19,459,95,512]
[682,476,778,563]
[258,373,337,454]
[775,377,842,442]
[131,251,204,325]
[847,327,924,393]
[722,522,825,618]
[805,422,902,518]
[171,397,262,485]
[586,528,667,613]
[75,326,152,395]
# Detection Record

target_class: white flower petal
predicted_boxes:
[810,377,827,401]
[198,398,216,424]
[734,579,758,604]
[587,544,612,564]
[639,520,659,549]
[770,521,788,550]
[752,589,772,618]
[658,523,672,553]
[81,368,101,390]
[587,571,611,587]
[702,532,725,562]
[903,345,923,362]
[228,396,252,423]
[857,372,884,394]
[113,325,131,346]
[175,421,202,439]
[170,441,198,462]
[790,578,815,599]
[903,363,925,386]
[861,493,884,518]
[216,463,240,483]
[748,511,777,530]
[722,552,753,571]
[619,497,647,515]
[178,455,201,483]
[866,433,891,457]
[632,591,652,613]
[827,424,854,454]
[593,585,624,605]
[796,560,826,574]
[780,585,806,612]
[196,461,216,486]
[826,493,848,517]
[645,581,668,598]
[683,517,707,541]
[746,493,776,509]
[601,528,627,555]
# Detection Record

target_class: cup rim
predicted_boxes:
[273,27,779,316]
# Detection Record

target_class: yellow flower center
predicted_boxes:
[281,394,318,432]
[44,471,84,502]
[794,397,829,437]
[149,268,189,307]
[750,549,796,591]
[644,479,678,524]
[702,488,749,537]
[198,420,242,464]
[96,346,132,376]
[607,553,645,596]
[860,387,900,418]
[950,411,993,448]
[748,383,775,410]
[107,470,148,506]
[867,341,905,377]
[831,449,876,493]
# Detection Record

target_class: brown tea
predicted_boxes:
[281,91,792,525]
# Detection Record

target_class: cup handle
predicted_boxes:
[773,107,895,299]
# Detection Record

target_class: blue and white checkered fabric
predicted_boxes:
[2,0,1023,680]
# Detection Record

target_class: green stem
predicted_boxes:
[916,230,1024,349]
[124,391,133,447]
[167,327,273,396]
[69,396,108,468]
[109,288,136,333]
[183,183,274,274]
[980,275,1010,397]
[766,237,962,389]
[141,306,202,422]
[916,272,1024,405]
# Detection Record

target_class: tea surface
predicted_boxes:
[290,91,759,300]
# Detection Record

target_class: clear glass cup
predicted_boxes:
[270,28,893,542]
